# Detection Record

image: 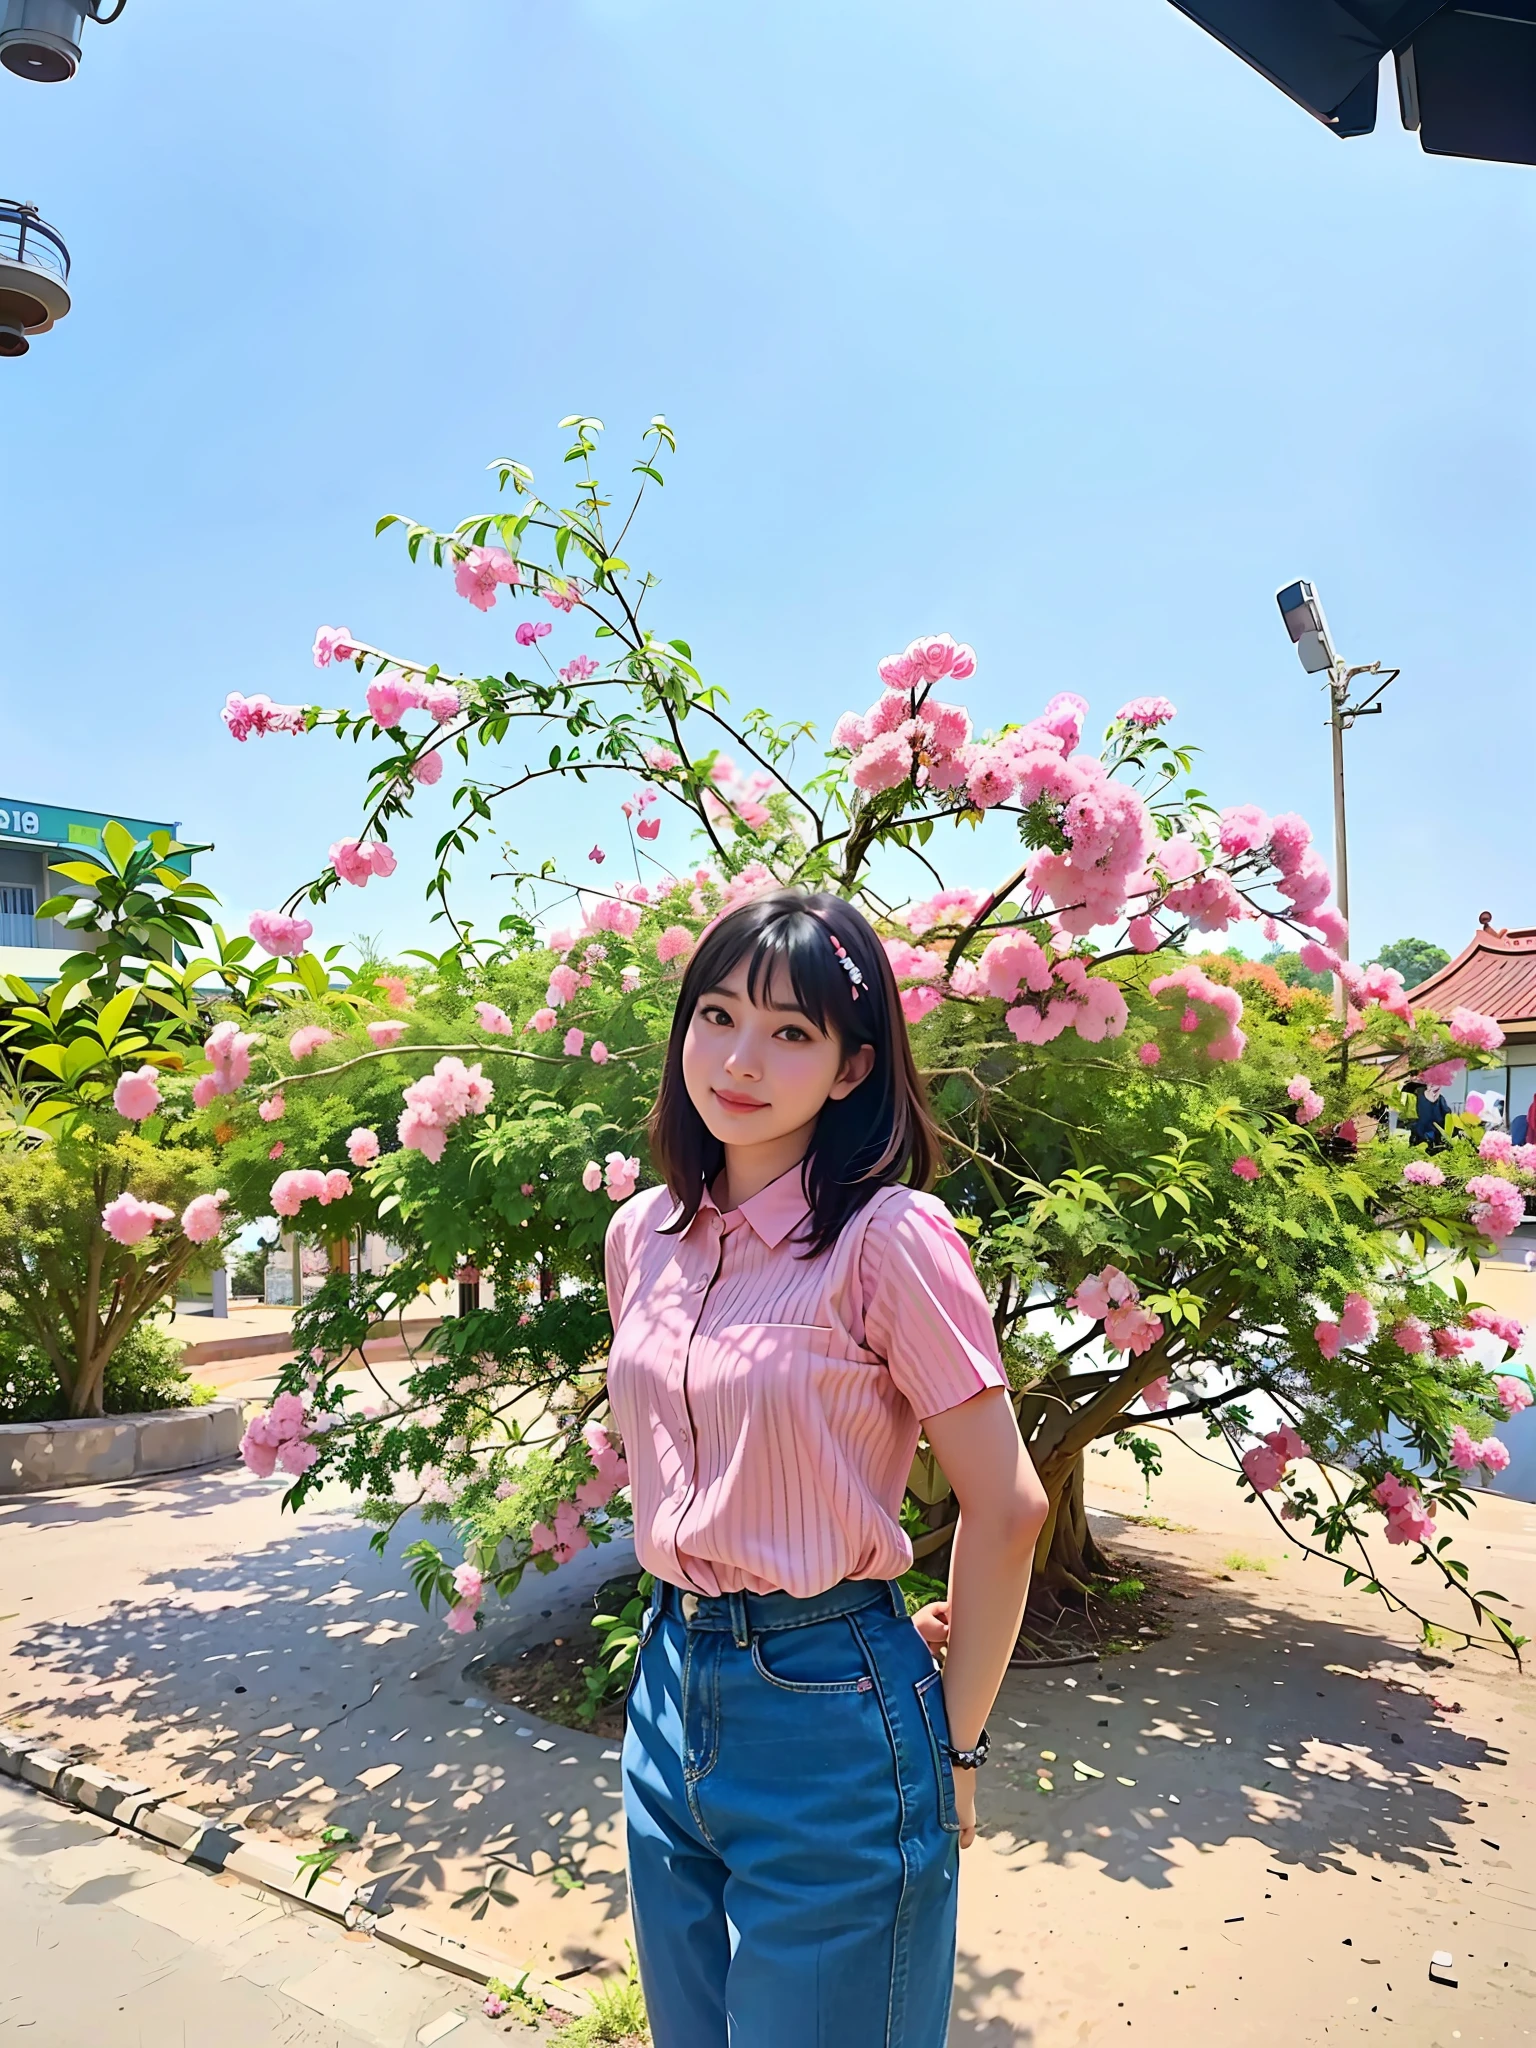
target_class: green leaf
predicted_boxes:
[48,860,109,886]
[101,819,139,872]
[95,986,137,1049]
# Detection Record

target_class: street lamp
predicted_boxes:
[0,200,70,355]
[0,0,125,82]
[1275,579,1397,960]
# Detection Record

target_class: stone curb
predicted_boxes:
[0,1728,586,2016]
[0,1399,255,1495]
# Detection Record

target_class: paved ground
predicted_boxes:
[0,1775,510,2048]
[3,1431,1534,2043]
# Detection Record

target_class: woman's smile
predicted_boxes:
[713,1087,770,1113]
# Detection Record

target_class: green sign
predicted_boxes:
[0,798,192,872]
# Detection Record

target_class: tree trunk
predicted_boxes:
[1028,1453,1116,1611]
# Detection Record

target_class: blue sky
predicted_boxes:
[2,0,1532,966]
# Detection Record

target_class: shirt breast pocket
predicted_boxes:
[710,1323,883,1387]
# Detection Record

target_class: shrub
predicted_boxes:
[0,1317,192,1423]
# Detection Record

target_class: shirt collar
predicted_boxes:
[695,1163,811,1250]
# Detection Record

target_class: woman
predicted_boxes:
[606,889,1048,2047]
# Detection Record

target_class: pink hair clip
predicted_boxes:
[825,930,864,999]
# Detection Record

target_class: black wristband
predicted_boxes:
[944,1728,990,1770]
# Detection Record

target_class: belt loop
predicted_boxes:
[888,1578,908,1621]
[728,1590,750,1648]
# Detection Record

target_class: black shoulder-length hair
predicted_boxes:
[649,889,942,1256]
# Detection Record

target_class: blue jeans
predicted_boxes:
[622,1576,960,2047]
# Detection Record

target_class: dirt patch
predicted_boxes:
[482,1572,642,1741]
[1015,1544,1177,1666]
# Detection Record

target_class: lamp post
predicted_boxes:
[1275,580,1397,964]
[0,0,124,82]
[0,200,69,354]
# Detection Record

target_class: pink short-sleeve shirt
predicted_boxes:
[605,1167,1007,1599]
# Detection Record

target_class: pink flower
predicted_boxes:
[1314,1320,1342,1360]
[1402,1160,1445,1187]
[1142,1377,1169,1411]
[1231,1155,1259,1181]
[1477,1435,1511,1474]
[637,816,661,841]
[1433,1326,1476,1358]
[643,745,682,773]
[377,974,411,1007]
[563,1028,585,1057]
[849,732,913,794]
[1467,1174,1525,1241]
[546,963,581,1007]
[451,1562,484,1605]
[270,1168,326,1217]
[1393,1316,1429,1355]
[582,1161,603,1192]
[1338,1293,1377,1346]
[900,986,943,1023]
[289,1025,335,1061]
[367,1020,407,1048]
[1450,1425,1479,1471]
[656,926,695,964]
[423,683,462,722]
[621,965,641,994]
[453,545,520,610]
[1241,1444,1285,1493]
[515,620,552,647]
[1104,1301,1164,1356]
[411,749,444,785]
[269,1141,284,1159]
[1134,1041,1162,1069]
[1373,1474,1437,1546]
[445,1604,480,1635]
[366,677,426,727]
[964,746,1017,810]
[397,1055,493,1162]
[1495,1374,1533,1413]
[560,656,599,682]
[589,846,606,864]
[312,625,357,667]
[591,1041,610,1064]
[258,1094,285,1123]
[1449,1006,1504,1053]
[1127,915,1160,953]
[1068,1265,1136,1320]
[1296,1089,1324,1125]
[102,1193,175,1246]
[604,1152,640,1201]
[181,1189,228,1244]
[474,1002,514,1037]
[544,578,582,612]
[1218,804,1269,856]
[1481,1130,1515,1163]
[249,910,314,958]
[525,1008,557,1033]
[347,1127,380,1167]
[331,838,397,888]
[324,1169,352,1203]
[1116,696,1176,729]
[113,1066,161,1121]
[223,692,307,742]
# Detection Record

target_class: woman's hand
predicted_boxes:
[910,1600,950,1654]
[952,1766,977,1849]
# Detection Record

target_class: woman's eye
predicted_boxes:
[776,1025,810,1043]
[701,1005,732,1026]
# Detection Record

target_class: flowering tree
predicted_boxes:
[198,417,1528,1656]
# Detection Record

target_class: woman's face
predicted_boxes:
[680,958,873,1154]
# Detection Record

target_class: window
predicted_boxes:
[0,885,35,948]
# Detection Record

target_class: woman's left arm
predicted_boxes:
[920,1387,1048,1847]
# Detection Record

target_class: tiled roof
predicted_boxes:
[1409,923,1536,1028]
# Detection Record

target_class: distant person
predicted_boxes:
[1409,1082,1449,1151]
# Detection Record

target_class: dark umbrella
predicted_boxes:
[1169,3,1536,166]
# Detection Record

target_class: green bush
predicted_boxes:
[0,1318,193,1423]
[551,1954,649,2044]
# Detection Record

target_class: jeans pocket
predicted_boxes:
[750,1614,875,1694]
[914,1668,961,1833]
[623,1592,663,1710]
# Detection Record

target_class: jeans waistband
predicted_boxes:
[655,1575,905,1645]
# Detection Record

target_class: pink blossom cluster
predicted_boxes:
[271,1167,353,1217]
[656,925,694,964]
[453,544,520,611]
[1450,1425,1511,1475]
[101,1192,175,1246]
[112,1066,161,1121]
[474,1002,514,1037]
[1266,813,1334,925]
[1066,1265,1164,1355]
[331,838,397,888]
[1373,1472,1436,1545]
[347,1127,380,1167]
[702,756,775,835]
[193,1021,256,1109]
[529,1423,631,1565]
[1464,1306,1522,1350]
[397,1055,493,1164]
[240,1392,320,1479]
[444,1561,485,1635]
[1001,951,1129,1046]
[1402,1159,1445,1187]
[1494,1374,1533,1412]
[544,575,583,613]
[312,625,358,667]
[583,888,646,939]
[1418,1059,1464,1089]
[720,862,779,912]
[289,1025,335,1060]
[1449,1007,1505,1054]
[1314,1293,1376,1360]
[582,1152,639,1201]
[1285,1074,1325,1125]
[561,655,599,682]
[1117,697,1177,729]
[181,1189,229,1244]
[1433,1325,1476,1358]
[259,1090,286,1123]
[1466,1174,1525,1241]
[903,887,988,937]
[249,910,313,958]
[368,1019,406,1048]
[1240,1423,1311,1494]
[1151,833,1247,934]
[1147,965,1245,1062]
[223,692,307,742]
